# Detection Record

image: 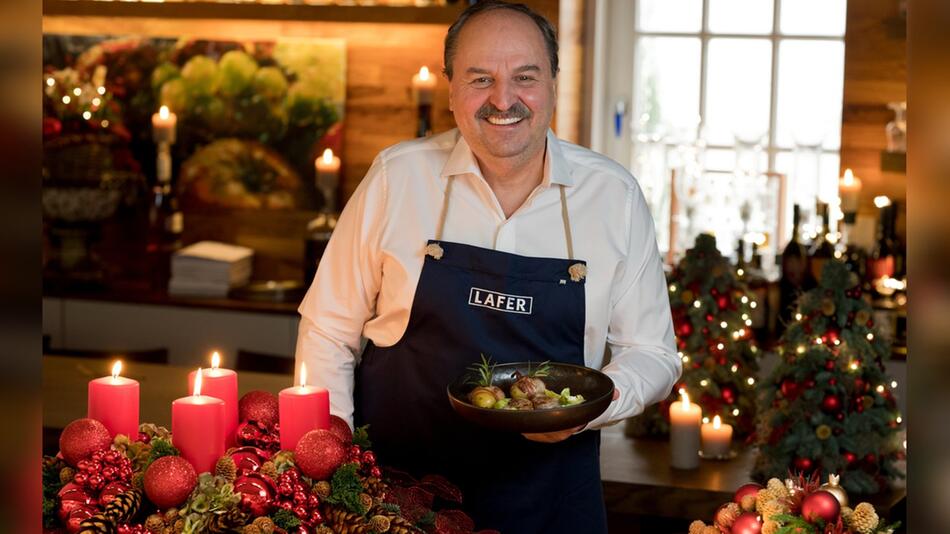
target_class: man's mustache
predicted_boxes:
[476,102,532,121]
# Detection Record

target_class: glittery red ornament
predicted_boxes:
[234,473,276,516]
[801,490,840,523]
[144,456,197,509]
[328,415,353,444]
[843,451,856,464]
[821,394,842,413]
[59,419,112,466]
[239,390,280,425]
[295,429,346,481]
[793,457,814,472]
[730,512,762,534]
[733,482,763,504]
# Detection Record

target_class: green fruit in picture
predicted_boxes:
[202,97,228,129]
[181,55,218,96]
[252,66,288,102]
[159,78,188,113]
[217,50,258,98]
[151,62,180,93]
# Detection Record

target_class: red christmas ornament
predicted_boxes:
[854,378,866,392]
[59,419,112,467]
[702,327,710,335]
[721,385,736,405]
[144,456,197,509]
[328,415,354,444]
[805,378,816,388]
[733,483,763,504]
[793,457,814,472]
[705,314,714,322]
[821,394,842,413]
[801,490,841,523]
[678,339,687,350]
[234,473,276,517]
[826,329,840,344]
[780,379,800,400]
[228,446,268,475]
[239,390,280,425]
[57,483,97,523]
[294,429,346,481]
[730,512,762,534]
[825,359,836,371]
[828,378,836,386]
[679,322,694,337]
[64,505,98,534]
[843,451,857,464]
[864,453,877,465]
[99,481,132,506]
[835,412,845,421]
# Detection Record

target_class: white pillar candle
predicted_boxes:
[669,389,702,469]
[411,66,437,106]
[152,105,177,145]
[701,415,733,458]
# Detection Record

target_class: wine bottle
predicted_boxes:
[808,202,834,284]
[867,202,897,284]
[778,204,810,332]
[145,170,183,289]
[746,241,770,344]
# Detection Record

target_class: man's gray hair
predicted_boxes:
[442,1,559,81]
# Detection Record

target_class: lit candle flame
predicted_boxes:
[211,351,220,370]
[713,415,721,429]
[322,148,334,164]
[841,168,856,185]
[679,389,691,409]
[300,362,308,388]
[159,105,170,120]
[111,361,122,380]
[194,368,203,396]
[874,195,891,208]
[419,66,430,81]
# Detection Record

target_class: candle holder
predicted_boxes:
[416,102,433,138]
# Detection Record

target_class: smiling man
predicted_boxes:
[295,2,680,532]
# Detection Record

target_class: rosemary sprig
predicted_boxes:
[466,354,496,387]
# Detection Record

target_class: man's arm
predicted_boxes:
[586,182,681,429]
[294,155,388,428]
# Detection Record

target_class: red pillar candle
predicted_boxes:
[173,368,225,474]
[88,360,140,439]
[279,362,330,451]
[188,352,238,447]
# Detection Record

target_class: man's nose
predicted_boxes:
[488,78,518,112]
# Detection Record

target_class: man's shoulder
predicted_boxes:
[376,129,459,166]
[554,137,639,190]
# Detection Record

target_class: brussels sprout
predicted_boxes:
[159,78,188,113]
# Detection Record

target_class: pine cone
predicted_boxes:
[252,516,276,534]
[60,466,77,484]
[739,494,756,512]
[759,499,787,523]
[78,514,116,533]
[362,477,387,499]
[207,506,248,533]
[260,461,278,480]
[104,489,143,523]
[145,514,165,533]
[368,515,390,533]
[714,502,740,528]
[315,526,336,534]
[766,478,789,500]
[313,480,332,499]
[172,518,185,533]
[359,493,374,510]
[848,502,880,534]
[163,508,180,525]
[215,456,238,482]
[242,526,262,534]
[762,520,780,534]
[688,520,707,534]
[841,506,854,523]
[702,527,719,534]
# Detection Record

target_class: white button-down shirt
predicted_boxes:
[296,128,680,429]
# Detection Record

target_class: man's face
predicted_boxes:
[448,10,556,166]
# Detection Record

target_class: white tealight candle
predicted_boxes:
[669,389,702,469]
[152,105,177,144]
[839,168,862,218]
[701,415,733,458]
[315,148,341,211]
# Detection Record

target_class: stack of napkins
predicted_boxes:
[169,241,253,297]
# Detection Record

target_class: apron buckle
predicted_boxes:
[568,263,587,282]
[426,242,445,260]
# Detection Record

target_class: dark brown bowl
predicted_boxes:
[447,362,615,433]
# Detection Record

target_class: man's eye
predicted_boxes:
[472,77,492,86]
[517,75,536,82]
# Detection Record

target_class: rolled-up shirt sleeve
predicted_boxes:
[586,181,681,429]
[295,155,388,428]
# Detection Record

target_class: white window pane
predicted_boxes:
[775,151,842,233]
[775,40,845,150]
[637,0,702,32]
[704,148,736,173]
[780,0,847,36]
[708,0,774,35]
[704,38,772,146]
[632,37,701,138]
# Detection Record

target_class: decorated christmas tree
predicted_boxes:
[753,260,905,495]
[628,233,761,437]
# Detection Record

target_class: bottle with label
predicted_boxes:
[145,159,183,289]
[867,202,897,286]
[778,205,810,333]
[304,167,340,289]
[808,201,834,284]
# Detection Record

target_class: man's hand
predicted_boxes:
[522,389,620,443]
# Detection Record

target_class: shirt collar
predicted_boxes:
[440,128,575,187]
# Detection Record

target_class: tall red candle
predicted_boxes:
[173,368,225,474]
[279,362,330,451]
[88,361,139,439]
[188,352,238,447]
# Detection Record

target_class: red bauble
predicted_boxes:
[853,378,866,392]
[144,456,197,509]
[64,505,98,534]
[705,314,714,322]
[229,446,268,475]
[717,296,729,310]
[235,473,277,517]
[99,481,132,506]
[826,329,840,344]
[733,482,763,504]
[294,429,346,481]
[239,390,280,425]
[59,419,112,467]
[825,359,836,371]
[731,512,762,534]
[801,490,841,523]
[57,483,97,523]
[843,451,857,464]
[721,385,736,405]
[864,453,877,465]
[780,379,800,400]
[328,415,354,444]
[835,412,845,421]
[793,457,814,472]
[821,394,842,413]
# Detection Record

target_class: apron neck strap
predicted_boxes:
[435,177,575,261]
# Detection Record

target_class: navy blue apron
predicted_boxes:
[354,176,607,534]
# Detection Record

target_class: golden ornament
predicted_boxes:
[855,309,870,325]
[681,290,694,304]
[819,474,849,508]
[815,425,832,440]
[821,298,836,316]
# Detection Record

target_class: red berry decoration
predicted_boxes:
[144,456,197,509]
[239,390,280,425]
[59,419,112,466]
[793,457,814,472]
[825,359,836,370]
[328,415,353,444]
[801,490,841,523]
[821,394,842,413]
[733,482,763,504]
[731,512,762,534]
[295,429,346,481]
